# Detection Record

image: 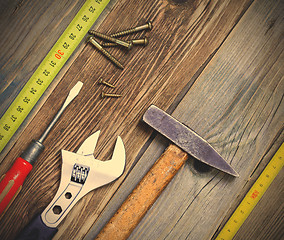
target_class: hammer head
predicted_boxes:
[143,105,238,177]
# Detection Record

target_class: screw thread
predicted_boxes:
[110,28,138,38]
[88,37,124,69]
[101,92,122,98]
[100,48,124,69]
[89,31,132,49]
[110,21,153,38]
[99,78,116,88]
[101,42,119,47]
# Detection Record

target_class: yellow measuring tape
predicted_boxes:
[0,0,110,153]
[216,143,283,240]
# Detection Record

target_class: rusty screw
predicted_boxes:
[102,37,149,48]
[87,36,124,69]
[98,78,116,88]
[109,21,153,38]
[101,92,122,98]
[89,31,133,50]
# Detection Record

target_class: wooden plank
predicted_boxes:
[126,0,284,238]
[0,0,116,159]
[0,0,86,147]
[86,0,284,239]
[2,0,281,239]
[234,167,284,240]
[210,139,284,240]
[0,0,256,239]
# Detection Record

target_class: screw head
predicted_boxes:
[147,21,153,30]
[144,37,149,46]
[128,41,133,50]
[86,35,93,43]
[99,78,116,88]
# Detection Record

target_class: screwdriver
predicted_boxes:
[0,81,83,216]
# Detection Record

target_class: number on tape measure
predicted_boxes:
[0,0,110,153]
[216,143,283,240]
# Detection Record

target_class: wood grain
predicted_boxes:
[0,0,283,239]
[95,144,188,240]
[234,166,284,240]
[86,0,284,239]
[0,0,116,159]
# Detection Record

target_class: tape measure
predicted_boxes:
[216,143,284,240]
[0,0,110,153]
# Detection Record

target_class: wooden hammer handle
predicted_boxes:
[95,144,188,240]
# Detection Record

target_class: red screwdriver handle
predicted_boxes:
[0,157,33,215]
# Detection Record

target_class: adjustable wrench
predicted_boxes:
[16,130,126,240]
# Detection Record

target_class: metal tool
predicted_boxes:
[95,105,238,240]
[0,81,83,216]
[143,105,238,176]
[0,0,110,153]
[15,130,126,240]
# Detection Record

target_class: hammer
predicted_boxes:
[95,105,238,239]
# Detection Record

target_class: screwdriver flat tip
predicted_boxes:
[70,81,83,98]
[63,81,83,108]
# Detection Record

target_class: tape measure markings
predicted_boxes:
[0,0,110,153]
[216,143,284,240]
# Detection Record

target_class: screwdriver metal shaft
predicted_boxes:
[0,81,83,215]
[39,82,83,143]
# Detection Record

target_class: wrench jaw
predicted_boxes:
[41,133,126,228]
[76,130,101,156]
[89,136,126,189]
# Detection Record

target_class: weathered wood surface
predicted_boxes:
[95,144,189,240]
[86,0,284,239]
[0,0,116,158]
[0,0,283,240]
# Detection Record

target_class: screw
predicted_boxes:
[132,37,149,46]
[87,36,124,69]
[109,21,153,38]
[101,37,149,48]
[88,31,133,50]
[98,78,116,88]
[101,42,122,47]
[101,91,122,98]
